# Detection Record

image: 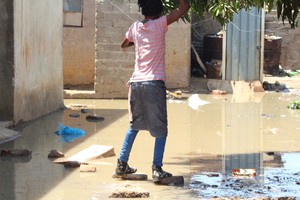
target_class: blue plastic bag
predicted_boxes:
[54,123,86,143]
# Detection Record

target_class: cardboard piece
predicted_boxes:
[53,145,115,164]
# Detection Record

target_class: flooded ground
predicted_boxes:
[1,88,300,200]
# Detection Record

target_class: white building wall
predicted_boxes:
[13,0,64,124]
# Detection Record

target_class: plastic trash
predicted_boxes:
[188,94,210,110]
[232,168,256,177]
[54,123,86,143]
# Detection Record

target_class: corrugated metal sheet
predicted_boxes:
[224,8,264,81]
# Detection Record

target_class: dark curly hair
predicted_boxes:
[138,0,163,16]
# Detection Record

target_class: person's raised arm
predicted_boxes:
[121,37,134,48]
[166,0,190,25]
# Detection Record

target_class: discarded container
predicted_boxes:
[232,168,256,177]
[203,34,223,62]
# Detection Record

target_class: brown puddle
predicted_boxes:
[0,91,300,199]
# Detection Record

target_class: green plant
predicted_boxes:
[162,0,300,28]
[288,101,300,109]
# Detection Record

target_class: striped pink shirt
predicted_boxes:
[126,16,168,82]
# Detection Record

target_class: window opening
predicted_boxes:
[63,0,83,27]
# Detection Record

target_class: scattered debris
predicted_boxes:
[67,104,89,110]
[109,184,150,198]
[80,164,96,172]
[188,94,210,110]
[168,99,184,104]
[232,168,256,177]
[203,172,220,177]
[167,90,182,99]
[0,149,31,157]
[262,81,287,92]
[86,115,105,122]
[210,89,227,95]
[48,150,65,158]
[112,172,148,181]
[265,34,282,40]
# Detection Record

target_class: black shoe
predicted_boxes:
[115,159,137,176]
[152,165,172,183]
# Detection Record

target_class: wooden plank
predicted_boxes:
[53,145,115,164]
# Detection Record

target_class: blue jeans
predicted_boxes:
[119,128,167,167]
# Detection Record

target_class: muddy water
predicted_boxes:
[0,91,300,200]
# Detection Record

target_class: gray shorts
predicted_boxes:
[128,80,168,138]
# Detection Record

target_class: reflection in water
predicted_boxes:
[189,92,300,199]
[0,92,300,199]
[190,152,300,199]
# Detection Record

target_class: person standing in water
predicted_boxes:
[115,0,190,183]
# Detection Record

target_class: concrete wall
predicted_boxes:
[63,0,95,86]
[91,0,190,98]
[13,0,64,124]
[0,0,14,120]
[265,10,300,71]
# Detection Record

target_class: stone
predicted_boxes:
[64,161,81,168]
[0,149,31,157]
[48,150,65,158]
[157,176,184,186]
[109,184,150,198]
[81,109,89,113]
[80,164,96,172]
[86,115,105,122]
[112,172,148,181]
[69,113,80,118]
